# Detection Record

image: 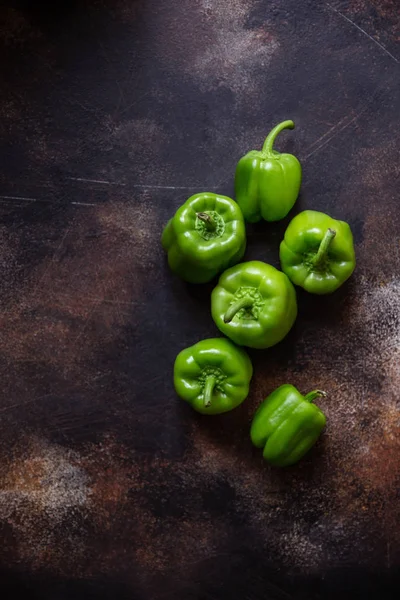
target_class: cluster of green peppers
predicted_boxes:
[162,121,356,467]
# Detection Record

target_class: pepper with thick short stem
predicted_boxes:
[196,212,216,231]
[203,375,216,408]
[224,296,254,323]
[304,390,327,402]
[312,229,336,269]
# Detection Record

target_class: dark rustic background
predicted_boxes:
[0,1,399,598]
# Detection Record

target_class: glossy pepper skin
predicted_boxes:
[161,192,246,284]
[174,338,253,415]
[280,210,356,294]
[235,120,301,222]
[251,385,327,467]
[211,261,297,349]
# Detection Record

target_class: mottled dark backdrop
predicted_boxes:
[0,0,399,598]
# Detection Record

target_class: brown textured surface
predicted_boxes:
[0,1,399,599]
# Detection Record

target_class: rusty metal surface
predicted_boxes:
[0,0,399,598]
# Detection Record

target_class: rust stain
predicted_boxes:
[0,434,229,578]
[347,0,399,23]
[134,517,226,574]
[357,410,400,492]
[0,438,89,514]
[0,436,140,574]
[340,0,400,48]
[0,199,159,377]
[0,438,90,572]
[83,436,143,517]
[155,0,279,96]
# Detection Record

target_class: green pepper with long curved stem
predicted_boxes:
[280,210,356,294]
[161,192,246,284]
[174,338,253,415]
[251,384,327,467]
[211,261,297,349]
[234,120,302,222]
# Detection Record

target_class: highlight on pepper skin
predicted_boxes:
[173,338,253,415]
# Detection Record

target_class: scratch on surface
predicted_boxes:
[302,104,370,161]
[0,194,96,207]
[67,177,125,186]
[0,195,37,202]
[131,184,216,190]
[0,394,55,414]
[326,4,399,64]
[64,180,219,191]
[300,114,352,156]
[71,201,97,207]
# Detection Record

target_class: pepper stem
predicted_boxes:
[312,229,336,268]
[262,120,295,155]
[304,390,327,403]
[197,212,216,231]
[224,296,253,323]
[203,376,216,408]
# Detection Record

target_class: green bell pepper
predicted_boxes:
[234,120,301,222]
[250,384,327,467]
[211,261,297,349]
[280,210,356,294]
[161,192,246,284]
[174,338,253,415]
